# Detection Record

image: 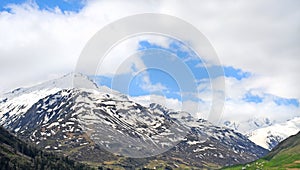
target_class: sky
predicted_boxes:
[0,0,299,131]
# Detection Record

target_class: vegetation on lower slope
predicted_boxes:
[0,126,94,170]
[223,131,300,170]
[1,125,204,170]
[0,123,268,170]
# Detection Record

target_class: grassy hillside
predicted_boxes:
[223,131,300,170]
[0,126,94,170]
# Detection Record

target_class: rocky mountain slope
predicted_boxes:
[0,73,268,169]
[0,125,93,170]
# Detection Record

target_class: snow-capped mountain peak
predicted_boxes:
[0,73,101,127]
[247,117,300,150]
[222,116,274,134]
[0,73,268,166]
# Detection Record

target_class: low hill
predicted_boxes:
[224,131,300,169]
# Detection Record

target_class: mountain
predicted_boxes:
[224,131,300,170]
[247,117,300,150]
[0,73,95,128]
[0,125,93,170]
[0,73,268,169]
[222,117,274,134]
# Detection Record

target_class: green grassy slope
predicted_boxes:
[223,131,300,170]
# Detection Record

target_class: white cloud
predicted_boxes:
[0,0,162,93]
[157,0,300,99]
[96,38,146,76]
[218,76,300,132]
[95,35,174,76]
[0,0,299,129]
[129,94,182,111]
[0,2,95,93]
[139,73,168,93]
[2,0,299,98]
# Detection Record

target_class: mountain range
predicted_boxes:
[223,116,300,151]
[247,117,300,150]
[0,73,269,169]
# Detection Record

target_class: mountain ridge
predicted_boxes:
[247,117,300,150]
[0,73,268,169]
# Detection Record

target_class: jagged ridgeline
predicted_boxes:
[0,73,268,169]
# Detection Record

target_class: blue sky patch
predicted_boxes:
[274,97,299,107]
[91,75,112,88]
[0,0,85,13]
[92,38,256,102]
[224,66,251,80]
[243,92,264,103]
[90,70,182,101]
[90,37,300,110]
[138,40,250,81]
[138,40,196,61]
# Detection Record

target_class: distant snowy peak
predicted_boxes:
[247,117,300,150]
[222,117,274,134]
[221,116,300,151]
